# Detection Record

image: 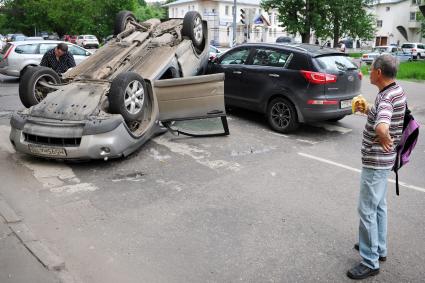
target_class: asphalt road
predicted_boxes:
[0,74,424,283]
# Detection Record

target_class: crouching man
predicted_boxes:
[40,42,76,74]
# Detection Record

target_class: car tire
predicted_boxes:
[109,72,147,123]
[267,97,299,133]
[114,11,136,35]
[182,11,205,54]
[19,66,61,108]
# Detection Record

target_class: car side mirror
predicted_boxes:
[86,51,91,56]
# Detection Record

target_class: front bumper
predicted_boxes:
[9,113,162,160]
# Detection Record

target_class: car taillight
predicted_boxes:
[300,70,337,84]
[2,44,14,60]
[307,100,338,105]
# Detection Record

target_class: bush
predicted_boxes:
[360,61,425,81]
[348,52,363,58]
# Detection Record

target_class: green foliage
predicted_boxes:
[361,61,425,81]
[348,52,363,58]
[134,4,165,22]
[0,0,142,38]
[417,12,425,38]
[261,0,375,44]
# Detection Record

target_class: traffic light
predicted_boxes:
[240,9,246,25]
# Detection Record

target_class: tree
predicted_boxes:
[0,0,138,38]
[261,0,327,43]
[316,0,375,47]
[261,0,375,45]
[134,3,165,22]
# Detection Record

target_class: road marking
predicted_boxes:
[296,139,318,145]
[0,125,99,195]
[262,129,289,138]
[154,136,241,172]
[310,122,352,134]
[230,146,276,157]
[298,152,425,193]
[50,183,98,194]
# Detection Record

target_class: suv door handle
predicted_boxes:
[233,71,242,74]
[269,73,280,78]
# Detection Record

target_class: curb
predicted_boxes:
[0,194,81,282]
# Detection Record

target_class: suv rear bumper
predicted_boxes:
[301,105,353,122]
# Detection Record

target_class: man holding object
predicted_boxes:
[347,55,406,279]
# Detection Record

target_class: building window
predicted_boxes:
[212,8,216,13]
[377,20,383,27]
[386,7,390,11]
[412,0,417,4]
[410,12,416,20]
[225,5,229,15]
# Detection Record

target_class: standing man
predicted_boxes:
[347,54,406,279]
[40,43,76,74]
[339,41,346,53]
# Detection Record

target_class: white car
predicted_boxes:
[0,40,92,77]
[401,42,425,59]
[76,35,100,49]
[361,46,412,64]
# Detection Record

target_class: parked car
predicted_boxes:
[207,43,362,133]
[276,36,293,44]
[47,33,60,40]
[361,46,412,64]
[401,42,425,59]
[0,40,92,77]
[9,11,228,160]
[63,35,77,44]
[209,45,221,61]
[25,37,44,41]
[76,35,100,49]
[39,31,49,40]
[11,34,27,42]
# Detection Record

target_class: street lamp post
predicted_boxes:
[232,0,236,47]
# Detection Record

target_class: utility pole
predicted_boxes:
[232,0,236,47]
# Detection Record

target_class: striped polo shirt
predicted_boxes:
[361,82,406,169]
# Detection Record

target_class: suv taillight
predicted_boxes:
[300,70,337,84]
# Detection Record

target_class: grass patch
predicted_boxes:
[348,52,363,58]
[360,61,425,80]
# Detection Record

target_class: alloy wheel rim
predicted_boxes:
[33,74,57,103]
[124,80,144,115]
[271,102,291,129]
[193,17,203,43]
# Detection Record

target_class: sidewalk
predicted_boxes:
[0,217,59,283]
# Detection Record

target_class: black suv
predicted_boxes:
[208,43,362,133]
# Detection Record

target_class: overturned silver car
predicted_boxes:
[9,11,228,160]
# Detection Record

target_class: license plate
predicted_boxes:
[28,145,67,157]
[340,99,352,109]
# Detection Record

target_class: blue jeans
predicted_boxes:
[358,167,390,270]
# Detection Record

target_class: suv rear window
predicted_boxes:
[401,44,414,48]
[314,55,357,72]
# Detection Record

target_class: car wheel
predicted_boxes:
[182,11,205,54]
[109,72,147,123]
[114,10,137,35]
[19,66,61,108]
[267,97,299,133]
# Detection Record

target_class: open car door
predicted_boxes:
[153,73,229,137]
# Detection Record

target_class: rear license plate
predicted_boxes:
[340,99,352,109]
[28,145,67,157]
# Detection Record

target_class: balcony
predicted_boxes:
[408,21,421,29]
